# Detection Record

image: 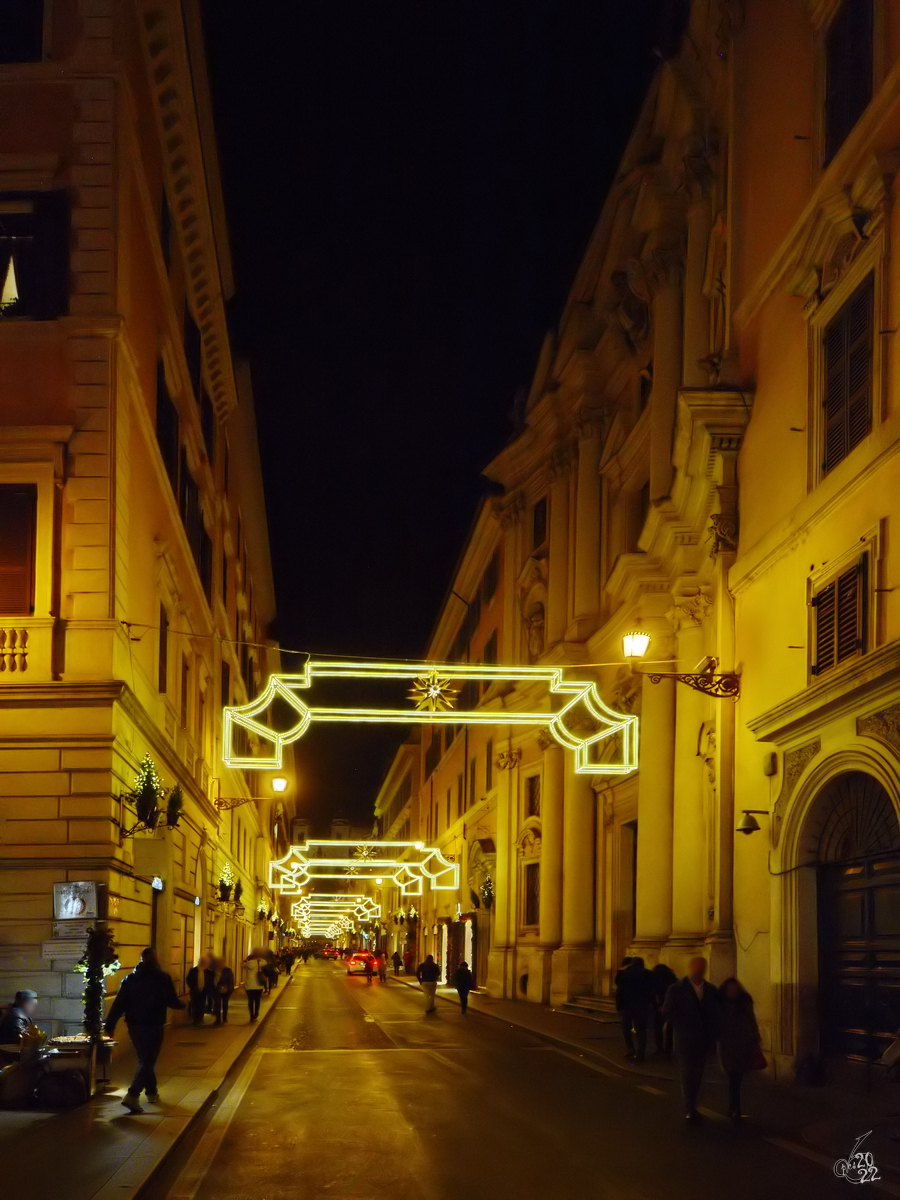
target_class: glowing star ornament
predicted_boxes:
[409,669,459,712]
[222,658,638,776]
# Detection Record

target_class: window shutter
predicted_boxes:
[823,275,873,475]
[812,581,836,676]
[158,604,168,693]
[0,485,36,614]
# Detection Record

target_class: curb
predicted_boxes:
[94,974,295,1200]
[386,973,677,1083]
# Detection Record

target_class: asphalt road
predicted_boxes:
[151,960,865,1200]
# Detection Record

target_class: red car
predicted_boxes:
[321,947,339,959]
[346,952,376,976]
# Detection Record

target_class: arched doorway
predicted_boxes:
[813,771,900,1061]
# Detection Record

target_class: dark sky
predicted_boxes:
[200,0,661,826]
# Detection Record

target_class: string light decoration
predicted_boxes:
[409,669,459,712]
[270,839,459,896]
[222,659,638,775]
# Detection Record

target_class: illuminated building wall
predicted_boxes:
[370,2,900,1071]
[0,0,289,1033]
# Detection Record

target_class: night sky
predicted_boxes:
[200,0,662,826]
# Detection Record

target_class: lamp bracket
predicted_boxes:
[645,671,740,699]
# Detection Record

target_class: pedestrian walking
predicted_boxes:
[376,953,387,983]
[364,957,375,986]
[391,951,403,976]
[615,956,654,1061]
[451,961,474,1014]
[186,957,208,1025]
[104,948,186,1112]
[416,954,441,1013]
[718,977,764,1120]
[661,956,720,1122]
[650,962,677,1054]
[215,961,235,1024]
[242,954,264,1021]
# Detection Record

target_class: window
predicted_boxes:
[533,497,548,549]
[181,654,191,730]
[812,554,868,676]
[0,2,43,64]
[445,787,452,828]
[200,389,216,460]
[639,363,653,411]
[482,551,499,604]
[156,362,179,493]
[523,862,540,927]
[425,728,442,777]
[469,756,476,808]
[221,660,230,710]
[158,605,169,693]
[223,441,230,495]
[824,0,873,166]
[823,275,873,474]
[0,484,36,613]
[0,192,69,320]
[221,552,228,607]
[160,184,172,272]
[482,630,497,665]
[183,307,202,398]
[199,525,213,603]
[456,772,464,819]
[485,739,494,792]
[525,774,541,818]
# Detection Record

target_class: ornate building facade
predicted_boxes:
[373,0,900,1075]
[0,0,292,1033]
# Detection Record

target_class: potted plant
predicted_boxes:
[218,864,235,903]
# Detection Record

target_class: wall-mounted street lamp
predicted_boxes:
[214,774,292,812]
[623,632,740,699]
[736,809,769,835]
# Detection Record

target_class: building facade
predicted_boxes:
[0,0,291,1034]
[372,0,900,1075]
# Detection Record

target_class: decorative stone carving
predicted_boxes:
[772,738,821,848]
[536,729,555,752]
[858,703,900,759]
[701,211,728,383]
[496,750,521,771]
[709,513,738,558]
[525,602,545,663]
[666,591,712,632]
[0,628,28,672]
[698,723,717,786]
[610,262,652,353]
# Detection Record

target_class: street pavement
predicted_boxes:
[144,960,885,1200]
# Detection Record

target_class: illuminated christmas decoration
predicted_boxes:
[270,839,460,896]
[409,669,459,712]
[0,255,19,310]
[292,893,380,922]
[222,659,638,775]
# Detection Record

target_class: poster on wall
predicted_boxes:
[53,881,99,922]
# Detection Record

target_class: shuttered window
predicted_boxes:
[825,0,873,166]
[0,485,36,614]
[823,275,873,475]
[158,604,168,693]
[812,554,868,676]
[523,862,540,928]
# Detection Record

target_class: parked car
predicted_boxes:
[346,952,376,975]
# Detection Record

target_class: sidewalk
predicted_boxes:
[390,973,900,1184]
[0,975,293,1200]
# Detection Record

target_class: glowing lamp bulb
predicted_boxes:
[271,776,288,793]
[623,631,650,660]
[375,877,383,885]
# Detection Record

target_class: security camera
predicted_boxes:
[736,812,761,835]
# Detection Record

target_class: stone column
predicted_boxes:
[551,766,596,1004]
[682,198,712,388]
[569,426,601,639]
[670,596,711,945]
[487,746,518,998]
[634,674,675,947]
[546,469,570,646]
[650,275,683,503]
[538,739,564,949]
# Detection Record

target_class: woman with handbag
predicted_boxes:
[717,977,765,1120]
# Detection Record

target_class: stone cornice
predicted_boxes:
[747,640,900,743]
[135,0,238,422]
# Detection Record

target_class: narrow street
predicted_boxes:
[147,962,856,1200]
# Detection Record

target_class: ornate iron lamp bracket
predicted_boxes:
[645,671,740,699]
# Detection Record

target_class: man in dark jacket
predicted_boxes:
[0,989,39,1045]
[615,957,654,1061]
[416,954,441,1013]
[661,957,720,1121]
[650,962,678,1054]
[450,961,474,1014]
[105,948,185,1112]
